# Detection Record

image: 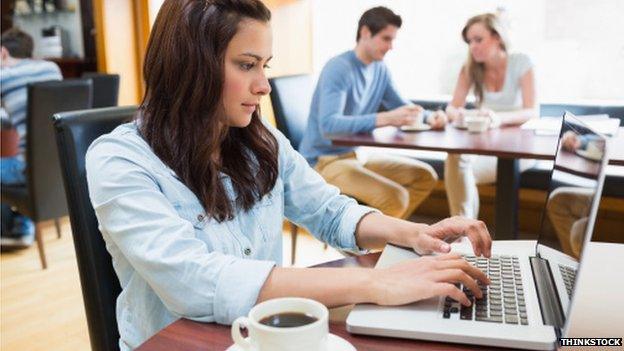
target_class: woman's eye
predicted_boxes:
[263,64,271,69]
[240,62,255,70]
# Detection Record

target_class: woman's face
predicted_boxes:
[222,19,272,127]
[465,22,502,63]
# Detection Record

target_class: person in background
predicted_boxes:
[299,6,446,219]
[443,13,538,218]
[85,1,491,349]
[0,28,62,247]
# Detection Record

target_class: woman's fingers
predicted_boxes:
[433,268,483,299]
[433,252,463,261]
[436,258,490,285]
[435,283,470,306]
[458,221,484,257]
[465,220,492,257]
[416,234,451,254]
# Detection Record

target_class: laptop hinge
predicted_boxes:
[530,256,565,328]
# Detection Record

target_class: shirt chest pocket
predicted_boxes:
[173,201,208,231]
[253,189,284,243]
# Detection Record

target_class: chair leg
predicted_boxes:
[290,222,298,266]
[54,218,62,238]
[35,223,48,269]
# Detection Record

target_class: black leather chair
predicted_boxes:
[53,106,136,351]
[269,74,315,264]
[82,72,120,108]
[1,79,92,269]
[269,74,314,151]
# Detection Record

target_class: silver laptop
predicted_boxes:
[346,112,610,350]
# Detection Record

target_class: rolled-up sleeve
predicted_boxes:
[86,137,275,325]
[273,128,379,250]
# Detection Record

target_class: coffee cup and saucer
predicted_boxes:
[400,123,431,132]
[464,116,490,133]
[453,110,491,133]
[228,297,355,351]
[575,141,603,162]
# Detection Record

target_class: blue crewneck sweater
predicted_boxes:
[299,50,408,166]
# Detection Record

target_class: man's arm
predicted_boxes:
[316,63,378,135]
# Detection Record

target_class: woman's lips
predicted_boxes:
[242,103,257,113]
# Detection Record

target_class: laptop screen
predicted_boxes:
[535,112,609,320]
[537,112,607,260]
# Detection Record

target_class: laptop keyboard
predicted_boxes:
[558,264,577,298]
[442,255,528,325]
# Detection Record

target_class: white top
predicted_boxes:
[482,52,533,112]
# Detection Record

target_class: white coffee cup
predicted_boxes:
[465,116,490,133]
[584,140,603,159]
[231,297,329,351]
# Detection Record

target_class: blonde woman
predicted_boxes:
[444,13,537,218]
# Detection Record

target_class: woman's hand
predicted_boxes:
[426,110,448,129]
[446,106,465,125]
[399,216,492,258]
[370,253,489,306]
[478,108,501,128]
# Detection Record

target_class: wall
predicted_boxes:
[94,0,141,105]
[311,0,624,102]
[13,1,85,59]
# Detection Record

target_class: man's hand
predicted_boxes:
[376,104,423,127]
[562,131,581,152]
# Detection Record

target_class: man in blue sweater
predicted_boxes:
[299,7,445,219]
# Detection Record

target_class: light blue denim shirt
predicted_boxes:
[85,122,377,350]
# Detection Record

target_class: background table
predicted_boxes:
[330,126,624,239]
[137,253,523,351]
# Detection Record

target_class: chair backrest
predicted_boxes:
[82,72,120,108]
[268,74,314,150]
[26,79,93,221]
[540,103,624,124]
[53,106,136,351]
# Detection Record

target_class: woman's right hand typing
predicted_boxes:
[369,253,489,307]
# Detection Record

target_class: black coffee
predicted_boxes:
[258,312,318,328]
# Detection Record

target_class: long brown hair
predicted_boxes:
[139,0,278,222]
[461,13,508,106]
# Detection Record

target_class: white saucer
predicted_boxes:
[452,122,468,129]
[225,333,355,351]
[400,124,431,132]
[575,149,602,161]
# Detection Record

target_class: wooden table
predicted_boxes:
[330,126,624,239]
[136,253,520,351]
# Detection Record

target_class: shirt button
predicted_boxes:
[197,214,204,221]
[244,248,252,256]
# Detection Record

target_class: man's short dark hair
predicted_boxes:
[1,28,34,58]
[356,6,402,42]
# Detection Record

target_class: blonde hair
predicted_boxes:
[461,13,509,106]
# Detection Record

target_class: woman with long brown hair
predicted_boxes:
[444,12,538,219]
[86,1,491,349]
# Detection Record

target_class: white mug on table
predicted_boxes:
[231,297,329,351]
